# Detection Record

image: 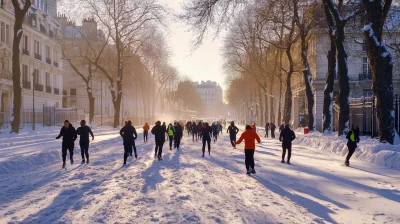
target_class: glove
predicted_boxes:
[92,137,94,141]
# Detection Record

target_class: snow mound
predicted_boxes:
[294,131,400,170]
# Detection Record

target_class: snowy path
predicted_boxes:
[0,128,399,224]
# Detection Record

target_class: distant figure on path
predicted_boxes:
[152,121,166,161]
[279,124,296,165]
[200,122,213,157]
[143,122,150,142]
[265,122,270,138]
[120,120,138,165]
[270,122,276,138]
[345,125,360,167]
[76,120,94,164]
[56,120,77,168]
[227,121,239,148]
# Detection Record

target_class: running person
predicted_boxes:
[345,124,360,166]
[212,122,219,142]
[191,121,198,142]
[227,121,239,148]
[236,125,261,175]
[76,120,94,164]
[152,121,166,160]
[56,120,77,168]
[167,123,175,150]
[200,122,213,157]
[120,120,138,165]
[279,124,296,164]
[143,122,150,142]
[174,122,183,150]
[265,122,270,138]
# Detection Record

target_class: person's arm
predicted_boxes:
[133,127,137,140]
[120,127,124,137]
[73,127,77,141]
[76,127,81,135]
[151,127,155,135]
[89,127,94,140]
[256,133,261,143]
[56,128,63,139]
[279,131,283,142]
[236,133,244,144]
[235,126,239,134]
[291,131,296,141]
[345,131,351,140]
[226,127,229,133]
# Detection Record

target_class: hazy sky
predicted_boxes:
[164,0,227,90]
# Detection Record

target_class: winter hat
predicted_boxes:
[246,125,252,130]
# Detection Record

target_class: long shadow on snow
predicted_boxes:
[140,149,196,194]
[19,166,124,224]
[206,155,345,223]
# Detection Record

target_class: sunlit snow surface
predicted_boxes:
[0,126,399,223]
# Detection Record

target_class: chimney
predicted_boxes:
[82,17,97,40]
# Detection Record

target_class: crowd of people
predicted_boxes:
[55,119,360,173]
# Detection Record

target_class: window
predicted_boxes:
[0,57,8,70]
[53,75,58,88]
[362,39,366,52]
[22,65,29,81]
[46,46,50,59]
[0,22,4,43]
[363,90,373,97]
[33,69,39,84]
[53,49,58,62]
[362,57,372,78]
[34,40,40,55]
[46,73,50,86]
[5,24,9,44]
[23,35,28,50]
[70,88,77,96]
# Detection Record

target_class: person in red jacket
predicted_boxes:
[236,125,261,175]
[251,123,256,133]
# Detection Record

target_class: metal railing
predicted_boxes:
[0,70,12,80]
[54,88,60,95]
[34,53,42,60]
[22,81,31,89]
[34,83,43,92]
[359,73,372,81]
[22,48,29,56]
[53,61,59,67]
[46,58,51,64]
[46,86,52,93]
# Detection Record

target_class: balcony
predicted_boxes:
[46,58,51,65]
[22,81,31,89]
[34,83,43,92]
[359,73,372,81]
[53,61,59,67]
[54,88,60,95]
[34,53,42,61]
[22,48,29,56]
[46,86,52,93]
[0,70,12,80]
[63,90,67,95]
[49,30,54,38]
[70,89,77,96]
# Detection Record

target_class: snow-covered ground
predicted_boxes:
[0,127,399,223]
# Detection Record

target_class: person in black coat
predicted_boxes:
[227,121,239,148]
[270,122,276,138]
[151,121,166,160]
[76,120,94,164]
[174,123,184,150]
[279,124,296,164]
[345,125,360,166]
[191,121,198,142]
[265,122,270,138]
[200,122,213,157]
[120,120,138,165]
[56,120,77,168]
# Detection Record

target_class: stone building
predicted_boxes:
[193,80,223,117]
[291,30,400,131]
[0,0,63,113]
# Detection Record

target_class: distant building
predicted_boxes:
[193,80,223,117]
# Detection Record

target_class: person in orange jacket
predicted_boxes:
[236,125,261,175]
[252,123,257,133]
[143,122,150,142]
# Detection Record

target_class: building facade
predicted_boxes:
[291,31,400,131]
[193,80,223,117]
[0,0,63,118]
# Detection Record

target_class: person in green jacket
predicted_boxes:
[167,123,175,150]
[345,124,360,167]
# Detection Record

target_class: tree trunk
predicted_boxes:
[336,24,350,136]
[88,91,95,124]
[283,75,292,124]
[322,1,336,133]
[300,34,315,130]
[362,1,396,144]
[11,1,31,133]
[264,81,269,124]
[278,79,282,125]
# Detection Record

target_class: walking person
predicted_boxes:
[191,121,198,142]
[200,122,213,157]
[212,122,219,142]
[186,121,192,136]
[279,124,296,164]
[279,120,285,133]
[227,121,239,148]
[76,120,94,164]
[56,120,77,168]
[152,121,166,161]
[270,122,276,138]
[174,122,183,150]
[345,124,360,166]
[236,125,261,175]
[143,122,150,142]
[252,123,257,133]
[198,121,203,141]
[265,122,270,138]
[167,123,175,150]
[120,120,138,165]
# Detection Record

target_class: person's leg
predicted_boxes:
[62,145,67,163]
[250,150,255,170]
[68,145,74,162]
[207,138,211,154]
[282,146,286,162]
[230,135,234,147]
[158,142,164,158]
[177,139,181,149]
[287,145,292,162]
[245,150,250,171]
[132,141,137,157]
[155,142,158,156]
[124,144,129,164]
[202,138,206,155]
[80,142,85,160]
[169,136,173,149]
[346,146,356,161]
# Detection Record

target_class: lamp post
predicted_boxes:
[32,71,35,130]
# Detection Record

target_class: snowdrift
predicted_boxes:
[293,130,400,170]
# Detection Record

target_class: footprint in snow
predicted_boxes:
[115,194,122,200]
[202,181,209,185]
[178,195,191,200]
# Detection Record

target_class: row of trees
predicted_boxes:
[182,0,398,144]
[10,0,202,131]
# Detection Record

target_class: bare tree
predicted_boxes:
[82,0,163,127]
[11,0,31,133]
[362,0,396,144]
